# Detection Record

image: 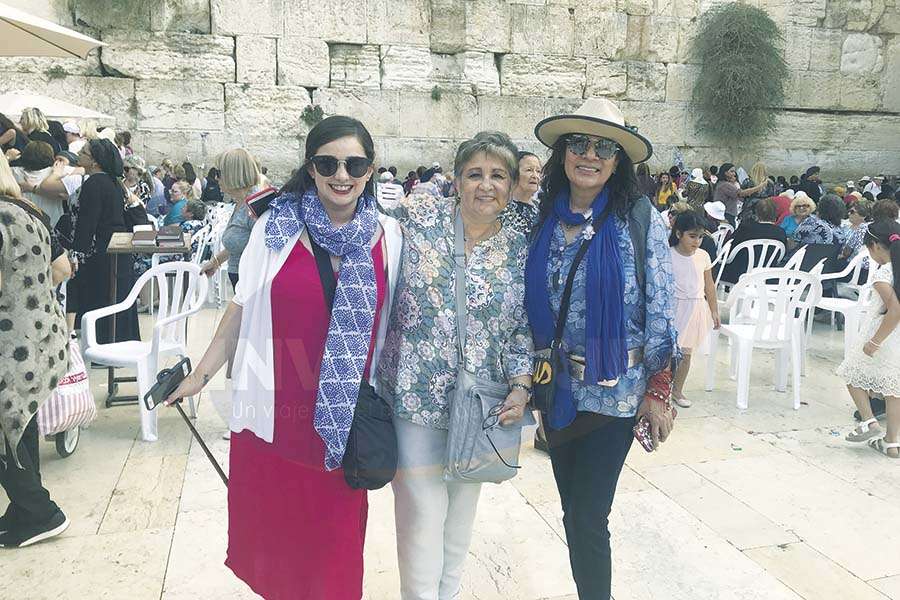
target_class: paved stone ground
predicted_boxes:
[3,305,900,600]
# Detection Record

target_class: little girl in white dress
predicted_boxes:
[837,221,900,459]
[669,212,720,407]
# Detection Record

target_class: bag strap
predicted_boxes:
[309,233,337,312]
[453,209,467,366]
[551,205,613,348]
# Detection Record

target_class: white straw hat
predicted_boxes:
[704,201,726,221]
[534,98,653,163]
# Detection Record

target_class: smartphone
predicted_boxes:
[245,186,279,219]
[143,357,192,411]
[633,416,655,453]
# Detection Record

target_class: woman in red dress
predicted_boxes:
[168,116,403,599]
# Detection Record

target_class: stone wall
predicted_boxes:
[2,0,899,182]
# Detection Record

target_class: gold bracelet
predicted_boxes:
[869,339,881,347]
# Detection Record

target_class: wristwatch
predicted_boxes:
[511,382,533,399]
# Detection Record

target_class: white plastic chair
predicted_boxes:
[711,228,730,253]
[705,268,822,410]
[812,248,876,358]
[81,262,209,442]
[717,238,786,296]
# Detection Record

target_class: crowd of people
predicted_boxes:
[1,98,899,600]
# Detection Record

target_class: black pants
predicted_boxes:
[548,412,636,600]
[0,416,59,528]
[228,272,239,291]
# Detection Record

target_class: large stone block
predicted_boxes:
[136,80,224,131]
[808,29,844,72]
[621,100,687,146]
[839,74,882,111]
[284,0,367,44]
[621,0,654,16]
[74,0,151,31]
[224,84,310,137]
[211,0,282,35]
[459,52,502,96]
[430,0,467,53]
[366,0,430,46]
[278,38,330,88]
[510,3,575,55]
[626,61,667,102]
[0,73,136,128]
[312,89,401,137]
[101,31,235,82]
[0,53,102,78]
[676,17,701,64]
[236,36,276,84]
[788,0,827,27]
[397,92,479,138]
[656,0,700,19]
[476,96,548,139]
[585,59,628,98]
[329,44,381,89]
[646,17,680,62]
[783,71,843,110]
[465,0,512,52]
[665,63,699,103]
[380,46,435,92]
[5,0,72,24]
[574,10,628,58]
[500,54,586,98]
[150,0,211,33]
[223,134,303,183]
[136,130,230,171]
[783,26,813,71]
[876,5,900,33]
[883,38,900,111]
[840,33,884,74]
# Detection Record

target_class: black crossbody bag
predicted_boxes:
[309,236,398,490]
[532,207,613,413]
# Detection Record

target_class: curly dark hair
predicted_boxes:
[816,193,845,227]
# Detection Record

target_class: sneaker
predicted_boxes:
[0,510,69,548]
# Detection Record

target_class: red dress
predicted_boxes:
[226,235,386,600]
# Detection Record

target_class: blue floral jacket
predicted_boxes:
[544,208,678,418]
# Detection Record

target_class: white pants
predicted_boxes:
[392,417,482,600]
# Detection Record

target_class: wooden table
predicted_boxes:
[103,232,192,406]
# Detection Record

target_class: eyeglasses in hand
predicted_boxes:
[481,402,522,470]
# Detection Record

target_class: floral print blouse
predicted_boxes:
[377,194,534,429]
[499,199,539,237]
[544,208,678,418]
[793,215,845,246]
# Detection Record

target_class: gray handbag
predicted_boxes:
[443,209,535,484]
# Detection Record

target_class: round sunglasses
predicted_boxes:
[564,134,620,160]
[308,155,373,178]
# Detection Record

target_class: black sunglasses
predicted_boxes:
[482,402,522,470]
[564,135,619,160]
[308,155,373,178]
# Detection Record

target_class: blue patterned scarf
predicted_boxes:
[524,187,627,428]
[265,190,379,470]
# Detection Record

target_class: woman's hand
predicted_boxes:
[712,312,721,329]
[164,370,207,406]
[636,397,674,450]
[5,148,20,161]
[863,340,880,357]
[497,388,529,426]
[200,259,219,277]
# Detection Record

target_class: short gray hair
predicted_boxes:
[453,131,519,183]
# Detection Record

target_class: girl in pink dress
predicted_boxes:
[166,116,403,599]
[669,211,720,407]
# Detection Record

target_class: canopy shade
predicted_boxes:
[0,91,114,121]
[0,2,104,59]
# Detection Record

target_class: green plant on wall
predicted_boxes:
[301,104,324,128]
[690,2,788,143]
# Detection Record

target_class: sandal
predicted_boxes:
[867,438,900,459]
[846,418,884,443]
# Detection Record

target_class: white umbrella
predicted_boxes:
[0,2,104,59]
[0,91,114,121]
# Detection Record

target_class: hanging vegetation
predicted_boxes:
[690,2,789,143]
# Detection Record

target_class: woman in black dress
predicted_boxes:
[68,139,140,344]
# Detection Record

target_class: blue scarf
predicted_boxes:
[524,187,627,429]
[265,190,379,470]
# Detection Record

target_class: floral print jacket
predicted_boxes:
[543,207,678,418]
[377,194,534,429]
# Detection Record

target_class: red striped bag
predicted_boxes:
[37,337,97,436]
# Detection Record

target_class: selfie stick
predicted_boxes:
[172,399,229,486]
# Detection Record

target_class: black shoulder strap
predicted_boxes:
[552,204,613,346]
[309,235,337,312]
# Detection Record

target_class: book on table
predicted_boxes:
[156,225,183,242]
[132,230,158,246]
